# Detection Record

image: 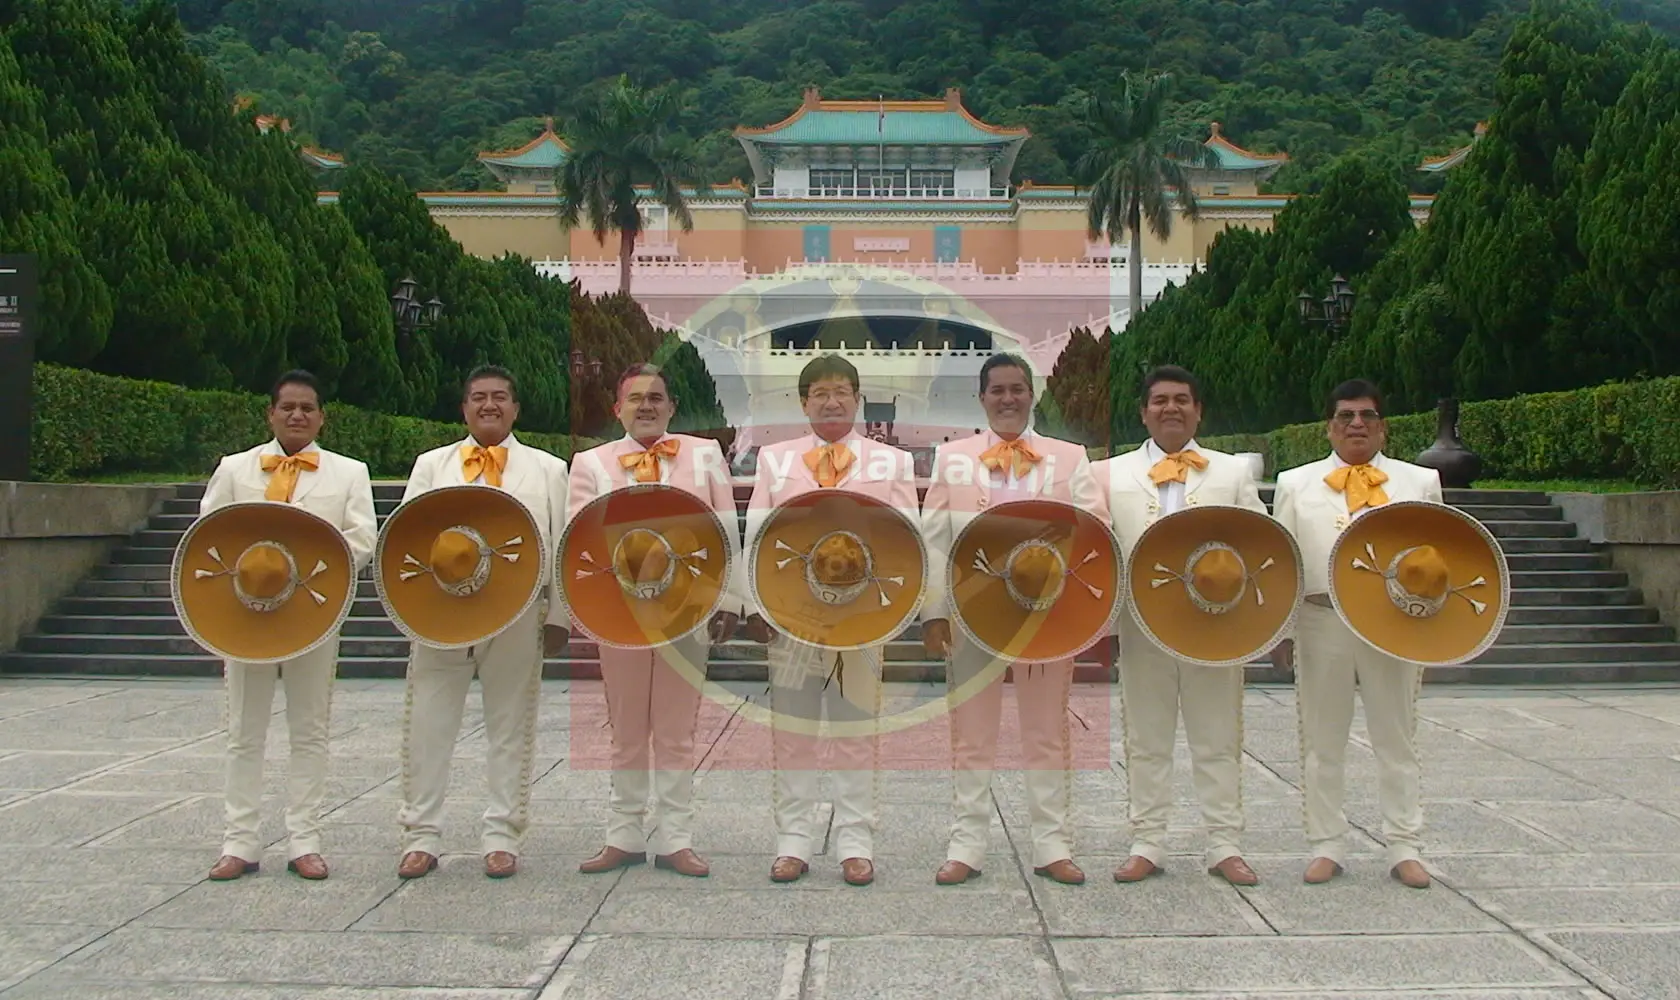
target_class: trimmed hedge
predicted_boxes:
[30,364,605,481]
[1105,377,1680,487]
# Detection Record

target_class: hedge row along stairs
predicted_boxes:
[3,483,1677,683]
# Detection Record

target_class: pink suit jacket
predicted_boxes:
[743,432,918,620]
[565,433,747,617]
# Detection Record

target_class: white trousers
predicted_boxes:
[1295,603,1425,867]
[946,637,1075,870]
[398,605,543,857]
[221,642,337,862]
[600,634,706,856]
[1118,616,1246,868]
[769,637,881,863]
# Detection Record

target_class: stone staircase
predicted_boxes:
[2,484,1676,683]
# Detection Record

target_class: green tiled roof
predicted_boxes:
[478,131,569,169]
[740,110,1023,146]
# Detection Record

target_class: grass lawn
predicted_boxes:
[1474,478,1652,494]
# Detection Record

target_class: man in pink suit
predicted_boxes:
[745,355,917,887]
[569,364,746,879]
[921,353,1103,886]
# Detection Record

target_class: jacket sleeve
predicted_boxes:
[562,449,596,531]
[1423,466,1445,505]
[1271,470,1297,537]
[400,449,434,505]
[1068,451,1102,515]
[919,445,954,623]
[1235,459,1268,516]
[342,460,378,573]
[200,455,237,516]
[545,455,570,628]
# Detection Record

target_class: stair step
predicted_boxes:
[1472,642,1680,664]
[1510,571,1627,589]
[1494,623,1675,645]
[1505,605,1658,625]
[1496,538,1596,554]
[1478,520,1577,539]
[1510,587,1643,607]
[1442,489,1551,506]
[1454,504,1565,522]
[1503,553,1611,571]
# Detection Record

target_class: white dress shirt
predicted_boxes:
[1144,437,1201,516]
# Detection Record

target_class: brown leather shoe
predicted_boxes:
[1303,857,1343,884]
[1209,856,1260,886]
[935,860,981,885]
[208,855,258,881]
[1391,859,1431,889]
[484,851,517,878]
[1033,858,1086,884]
[397,851,437,879]
[655,849,710,878]
[769,856,809,882]
[579,846,647,874]
[1113,855,1160,882]
[841,858,874,886]
[287,854,328,880]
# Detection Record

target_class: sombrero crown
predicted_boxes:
[1329,499,1510,665]
[949,499,1123,662]
[172,502,355,663]
[1127,505,1303,667]
[375,485,545,649]
[560,483,733,650]
[749,489,926,651]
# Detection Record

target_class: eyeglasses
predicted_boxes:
[808,389,856,404]
[1332,409,1382,426]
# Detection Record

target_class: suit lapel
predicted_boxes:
[498,436,531,495]
[1183,457,1208,502]
[290,446,325,503]
[443,438,472,487]
[1129,446,1157,496]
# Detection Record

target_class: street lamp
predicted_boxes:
[391,276,444,336]
[569,349,603,380]
[1296,274,1355,333]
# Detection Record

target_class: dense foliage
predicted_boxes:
[182,0,1680,193]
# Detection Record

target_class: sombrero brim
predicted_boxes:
[375,485,545,649]
[750,489,926,651]
[560,483,732,649]
[172,502,354,664]
[1127,505,1303,667]
[950,499,1123,662]
[1330,500,1510,666]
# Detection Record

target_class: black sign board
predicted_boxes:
[0,255,37,482]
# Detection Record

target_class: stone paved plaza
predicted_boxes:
[1,678,1679,999]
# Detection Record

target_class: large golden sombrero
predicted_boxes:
[749,489,926,651]
[560,484,733,649]
[949,499,1123,662]
[172,502,354,663]
[375,485,545,649]
[1329,500,1510,665]
[1128,505,1303,667]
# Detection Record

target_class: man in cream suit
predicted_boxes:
[1096,365,1267,886]
[571,363,745,879]
[923,353,1101,887]
[395,365,569,880]
[1273,379,1442,889]
[202,369,377,882]
[745,354,916,887]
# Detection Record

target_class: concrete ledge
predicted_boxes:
[1,481,177,651]
[1600,491,1680,630]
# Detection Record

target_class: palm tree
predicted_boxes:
[1076,72,1221,327]
[557,76,706,295]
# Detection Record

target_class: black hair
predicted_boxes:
[1140,365,1201,405]
[1325,379,1385,419]
[979,352,1033,393]
[463,364,519,402]
[797,354,860,400]
[269,369,322,407]
[615,362,674,403]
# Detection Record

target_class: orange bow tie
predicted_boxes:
[259,451,320,503]
[1148,449,1209,486]
[1325,463,1390,513]
[620,438,680,483]
[804,442,854,488]
[461,444,509,487]
[980,438,1042,480]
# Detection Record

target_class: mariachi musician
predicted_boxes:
[1274,379,1507,889]
[922,352,1109,886]
[183,369,374,883]
[744,354,921,887]
[565,363,745,879]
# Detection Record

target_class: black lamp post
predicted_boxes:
[391,276,444,337]
[1296,274,1355,333]
[569,349,603,380]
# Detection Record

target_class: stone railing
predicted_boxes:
[1556,491,1680,629]
[0,482,177,651]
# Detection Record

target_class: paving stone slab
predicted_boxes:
[0,879,186,927]
[0,752,136,790]
[1547,929,1680,1000]
[592,886,1040,937]
[1433,852,1680,889]
[1539,757,1680,801]
[1472,886,1680,930]
[535,935,796,1000]
[0,924,106,991]
[136,854,401,932]
[0,792,191,847]
[1051,933,1584,994]
[1032,858,1266,937]
[814,936,1059,1000]
[1237,874,1505,935]
[1483,800,1680,853]
[1418,802,1574,855]
[1,987,528,1000]
[0,846,222,885]
[355,863,614,933]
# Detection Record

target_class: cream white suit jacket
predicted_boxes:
[201,440,378,573]
[402,433,571,628]
[1093,443,1268,561]
[1272,452,1444,596]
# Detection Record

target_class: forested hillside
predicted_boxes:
[185,0,1680,193]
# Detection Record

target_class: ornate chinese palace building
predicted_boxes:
[320,90,1439,449]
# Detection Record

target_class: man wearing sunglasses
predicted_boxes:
[1272,379,1443,890]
